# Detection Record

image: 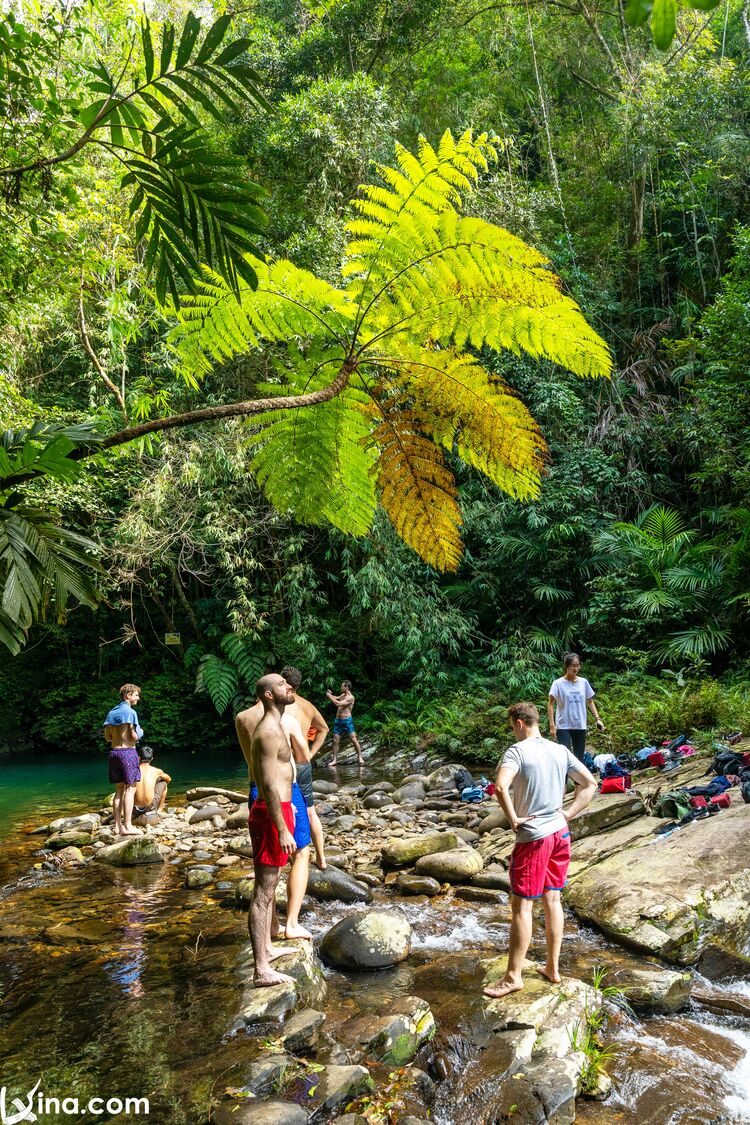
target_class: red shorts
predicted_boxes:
[509,828,571,899]
[248,800,295,867]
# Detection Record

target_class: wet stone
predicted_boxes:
[395,874,442,897]
[185,867,214,889]
[279,1008,327,1053]
[213,1099,309,1124]
[319,909,411,970]
[307,867,372,905]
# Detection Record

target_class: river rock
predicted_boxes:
[225,804,250,829]
[338,995,435,1064]
[608,964,693,1012]
[47,813,100,834]
[415,847,483,882]
[469,864,509,889]
[55,846,86,866]
[328,815,363,833]
[393,782,427,804]
[426,765,464,791]
[308,1065,373,1116]
[307,867,372,904]
[381,831,460,867]
[363,782,395,797]
[279,1008,327,1053]
[185,867,214,888]
[44,918,117,945]
[227,835,254,858]
[565,803,750,965]
[395,874,442,896]
[188,804,227,824]
[319,909,411,970]
[95,837,165,866]
[243,1053,296,1095]
[363,792,394,810]
[213,1100,309,1125]
[45,830,93,849]
[568,792,645,839]
[234,939,326,1027]
[478,808,510,834]
[312,780,339,794]
[186,786,247,803]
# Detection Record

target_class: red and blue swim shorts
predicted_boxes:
[509,828,571,899]
[248,800,295,867]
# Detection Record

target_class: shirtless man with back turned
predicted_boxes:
[281,665,328,869]
[236,673,298,985]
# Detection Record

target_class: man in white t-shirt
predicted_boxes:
[483,701,596,1000]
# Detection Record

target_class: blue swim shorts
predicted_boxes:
[334,716,355,736]
[249,783,311,849]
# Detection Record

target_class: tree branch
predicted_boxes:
[78,291,129,420]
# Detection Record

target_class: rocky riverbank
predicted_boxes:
[11,752,748,1123]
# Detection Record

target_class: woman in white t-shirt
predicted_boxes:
[547,652,605,761]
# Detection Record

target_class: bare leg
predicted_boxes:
[350,731,364,765]
[539,890,564,983]
[113,784,125,834]
[330,733,340,766]
[308,806,326,869]
[285,846,312,939]
[250,863,294,986]
[120,785,142,835]
[155,779,168,813]
[483,895,533,998]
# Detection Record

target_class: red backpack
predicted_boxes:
[601,775,631,794]
[648,751,666,768]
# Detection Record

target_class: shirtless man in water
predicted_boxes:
[236,673,299,985]
[326,679,363,766]
[103,683,144,836]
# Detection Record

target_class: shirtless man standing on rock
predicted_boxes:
[326,679,363,766]
[281,665,328,869]
[236,673,299,985]
[104,683,144,837]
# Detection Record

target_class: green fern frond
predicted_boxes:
[196,653,238,712]
[220,633,267,685]
[247,354,377,537]
[172,258,356,380]
[372,403,463,572]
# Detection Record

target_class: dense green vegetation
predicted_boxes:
[1,0,749,755]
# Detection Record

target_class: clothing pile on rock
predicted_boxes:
[590,734,697,794]
[651,740,749,834]
[456,768,493,803]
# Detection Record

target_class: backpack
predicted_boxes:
[709,793,731,809]
[655,790,692,820]
[454,767,473,791]
[711,750,745,776]
[603,761,629,779]
[601,776,630,794]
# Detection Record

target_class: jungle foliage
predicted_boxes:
[1,0,750,753]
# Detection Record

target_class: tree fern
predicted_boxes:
[173,128,613,572]
[196,653,238,713]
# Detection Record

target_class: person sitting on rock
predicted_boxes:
[133,746,171,818]
[326,679,363,766]
[103,683,144,837]
[483,701,596,1000]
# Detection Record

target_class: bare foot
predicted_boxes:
[329,761,337,768]
[254,969,295,988]
[483,979,524,999]
[537,966,562,984]
[285,923,312,940]
[267,945,296,961]
[314,856,327,870]
[272,926,286,940]
[120,828,142,836]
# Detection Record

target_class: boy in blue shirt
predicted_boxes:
[104,683,143,836]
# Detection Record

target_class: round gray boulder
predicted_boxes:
[319,910,412,970]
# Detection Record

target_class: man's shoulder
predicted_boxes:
[236,701,262,725]
[290,696,314,721]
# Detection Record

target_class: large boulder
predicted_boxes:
[426,765,465,791]
[363,792,394,810]
[45,830,93,849]
[381,832,460,867]
[227,835,255,858]
[319,909,411,970]
[188,804,227,824]
[186,786,248,803]
[95,837,165,866]
[226,804,250,830]
[307,867,372,904]
[213,1099,309,1125]
[395,874,442,897]
[415,847,483,882]
[478,808,510,835]
[568,792,645,840]
[393,783,426,804]
[47,813,100,834]
[565,802,750,965]
[234,939,326,1027]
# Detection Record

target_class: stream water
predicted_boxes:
[1,754,749,1124]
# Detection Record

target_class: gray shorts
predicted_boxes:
[296,762,315,808]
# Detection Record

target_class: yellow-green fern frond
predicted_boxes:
[247,355,377,537]
[171,257,356,379]
[376,347,545,500]
[343,129,499,296]
[364,214,612,381]
[372,403,463,572]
